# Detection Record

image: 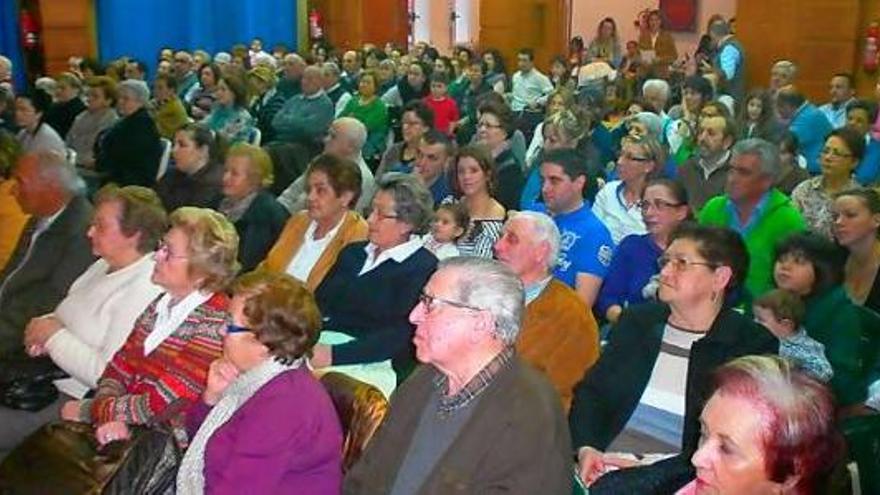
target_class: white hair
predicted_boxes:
[506,211,560,270]
[213,52,232,64]
[334,117,367,152]
[0,55,11,72]
[772,60,798,79]
[642,79,670,99]
[34,150,85,196]
[439,257,524,346]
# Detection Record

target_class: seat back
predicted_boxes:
[319,371,388,471]
[248,127,261,147]
[840,414,880,495]
[156,138,172,180]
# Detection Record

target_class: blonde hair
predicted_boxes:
[226,143,274,188]
[170,207,240,292]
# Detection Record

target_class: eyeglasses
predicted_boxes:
[226,324,253,334]
[418,291,482,313]
[820,147,852,159]
[155,241,189,261]
[657,255,717,272]
[367,208,399,221]
[637,199,685,212]
[477,121,503,129]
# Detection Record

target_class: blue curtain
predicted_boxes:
[0,0,26,89]
[96,0,297,78]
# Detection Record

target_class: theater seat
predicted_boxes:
[319,371,388,471]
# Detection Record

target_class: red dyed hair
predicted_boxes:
[712,356,842,494]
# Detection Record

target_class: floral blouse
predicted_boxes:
[790,176,858,239]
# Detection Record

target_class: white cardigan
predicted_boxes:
[43,254,162,398]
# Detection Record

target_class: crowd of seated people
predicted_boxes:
[0,10,879,492]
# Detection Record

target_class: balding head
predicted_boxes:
[282,53,306,80]
[301,65,323,95]
[325,117,367,159]
[13,151,83,216]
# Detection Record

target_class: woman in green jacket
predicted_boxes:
[340,70,388,162]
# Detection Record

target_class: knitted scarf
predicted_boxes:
[176,357,302,493]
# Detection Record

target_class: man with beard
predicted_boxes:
[677,114,737,212]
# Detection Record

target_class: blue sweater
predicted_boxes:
[856,137,880,185]
[596,233,662,316]
[789,103,833,175]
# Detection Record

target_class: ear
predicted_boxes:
[339,190,356,208]
[713,265,734,294]
[573,174,587,191]
[722,134,735,149]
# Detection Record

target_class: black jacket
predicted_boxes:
[155,159,225,212]
[569,302,777,492]
[232,191,289,272]
[0,195,96,357]
[95,107,162,187]
[45,98,86,139]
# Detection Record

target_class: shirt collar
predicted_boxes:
[726,190,771,234]
[360,235,423,275]
[432,347,514,416]
[304,89,326,100]
[524,276,553,305]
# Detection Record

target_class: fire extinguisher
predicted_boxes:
[20,8,40,52]
[864,21,880,73]
[309,9,323,41]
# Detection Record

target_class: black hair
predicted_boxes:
[827,126,866,162]
[670,224,750,303]
[846,98,879,123]
[683,75,714,102]
[542,148,587,182]
[402,100,435,128]
[774,232,846,296]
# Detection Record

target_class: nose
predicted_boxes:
[690,441,711,470]
[409,301,426,325]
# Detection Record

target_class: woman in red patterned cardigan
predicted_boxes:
[58,207,240,447]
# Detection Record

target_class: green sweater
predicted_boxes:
[698,189,805,297]
[340,96,389,158]
[804,286,870,405]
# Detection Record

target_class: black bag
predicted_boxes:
[0,356,67,412]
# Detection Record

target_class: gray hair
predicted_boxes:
[732,138,781,181]
[772,60,798,79]
[117,79,150,104]
[629,112,664,138]
[283,53,305,66]
[0,55,11,72]
[506,211,560,270]
[439,257,524,345]
[334,117,367,152]
[302,65,323,80]
[376,172,434,234]
[709,20,731,37]
[642,79,670,100]
[321,62,341,79]
[33,150,85,196]
[213,52,232,64]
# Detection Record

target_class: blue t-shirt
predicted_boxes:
[531,203,615,288]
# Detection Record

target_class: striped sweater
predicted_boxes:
[79,292,227,445]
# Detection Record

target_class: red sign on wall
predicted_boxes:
[660,0,698,32]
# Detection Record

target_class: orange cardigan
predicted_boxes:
[517,279,599,412]
[0,179,30,272]
[258,210,368,291]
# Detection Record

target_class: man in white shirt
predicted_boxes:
[819,73,856,129]
[510,49,554,145]
[278,117,376,215]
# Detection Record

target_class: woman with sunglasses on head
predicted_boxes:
[597,178,691,324]
[572,224,777,492]
[177,271,342,494]
[592,134,664,244]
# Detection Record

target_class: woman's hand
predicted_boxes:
[95,421,131,446]
[605,305,623,324]
[23,316,63,349]
[577,446,641,486]
[60,400,82,421]
[309,344,333,369]
[203,358,239,406]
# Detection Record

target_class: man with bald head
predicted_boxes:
[271,65,334,149]
[340,50,362,92]
[0,151,94,356]
[172,51,199,103]
[278,53,306,99]
[494,211,599,411]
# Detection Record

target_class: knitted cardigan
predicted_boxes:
[79,292,227,445]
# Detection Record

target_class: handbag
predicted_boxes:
[0,356,68,412]
[0,401,186,495]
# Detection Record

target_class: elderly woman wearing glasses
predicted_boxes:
[177,272,342,494]
[310,173,437,397]
[58,207,239,448]
[791,127,863,239]
[597,178,691,324]
[592,134,664,244]
[571,224,777,490]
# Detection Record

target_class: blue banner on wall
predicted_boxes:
[0,0,26,90]
[96,0,297,78]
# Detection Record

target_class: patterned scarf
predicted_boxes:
[176,357,302,494]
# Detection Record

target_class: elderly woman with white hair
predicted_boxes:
[344,257,573,494]
[310,173,437,397]
[95,79,162,187]
[770,60,797,94]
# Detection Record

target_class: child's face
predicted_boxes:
[430,81,448,98]
[753,306,795,339]
[432,209,464,243]
[746,97,763,122]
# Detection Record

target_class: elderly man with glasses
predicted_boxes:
[343,257,573,495]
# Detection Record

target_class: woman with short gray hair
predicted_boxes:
[94,79,162,187]
[310,174,438,397]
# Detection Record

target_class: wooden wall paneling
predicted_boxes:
[361,0,409,48]
[478,0,566,73]
[38,0,96,75]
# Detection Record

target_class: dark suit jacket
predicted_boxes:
[233,191,289,272]
[568,303,777,493]
[343,358,573,495]
[0,195,95,356]
[95,107,162,187]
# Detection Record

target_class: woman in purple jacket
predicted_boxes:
[177,271,343,494]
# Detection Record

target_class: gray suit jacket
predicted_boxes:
[0,195,95,357]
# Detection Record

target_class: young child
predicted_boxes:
[753,289,833,382]
[423,72,460,137]
[422,203,468,260]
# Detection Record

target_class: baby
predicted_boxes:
[422,203,468,260]
[753,289,833,382]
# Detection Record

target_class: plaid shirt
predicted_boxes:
[432,347,515,416]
